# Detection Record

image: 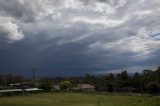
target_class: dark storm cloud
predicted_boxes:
[0,0,160,76]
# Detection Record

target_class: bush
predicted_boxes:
[60,80,72,90]
[107,83,113,92]
[148,81,160,94]
[39,78,52,91]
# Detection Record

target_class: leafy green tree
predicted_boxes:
[133,72,141,88]
[39,78,52,91]
[60,80,72,90]
[84,74,96,85]
[14,75,23,83]
[148,81,160,94]
[0,75,5,85]
[109,73,114,81]
[142,70,153,91]
[95,77,108,91]
[121,70,128,81]
[6,74,15,85]
[154,66,160,82]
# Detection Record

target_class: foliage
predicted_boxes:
[0,74,24,86]
[107,82,114,92]
[148,81,160,94]
[39,78,52,91]
[1,66,160,94]
[60,80,72,90]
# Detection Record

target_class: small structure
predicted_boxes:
[72,84,95,92]
[0,88,43,96]
[10,83,21,87]
[25,88,43,93]
[21,82,35,89]
[52,85,61,91]
[0,89,23,96]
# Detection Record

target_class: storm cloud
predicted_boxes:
[0,0,160,76]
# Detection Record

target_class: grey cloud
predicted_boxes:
[0,21,24,43]
[0,0,44,22]
[0,0,160,76]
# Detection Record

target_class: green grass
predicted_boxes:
[0,92,160,106]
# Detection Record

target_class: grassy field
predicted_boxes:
[0,92,160,106]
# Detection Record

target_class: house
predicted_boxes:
[10,82,35,89]
[0,88,43,96]
[10,83,21,87]
[25,88,43,93]
[72,84,95,92]
[20,82,35,89]
[0,89,23,96]
[52,85,61,91]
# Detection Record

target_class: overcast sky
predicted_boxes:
[0,0,160,77]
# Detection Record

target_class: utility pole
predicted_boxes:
[32,68,36,82]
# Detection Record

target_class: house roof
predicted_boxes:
[25,88,43,91]
[0,88,43,93]
[53,85,60,90]
[77,84,95,89]
[10,83,21,86]
[0,89,22,93]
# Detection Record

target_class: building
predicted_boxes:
[52,85,61,91]
[0,89,23,96]
[24,88,43,93]
[0,88,43,96]
[72,84,95,92]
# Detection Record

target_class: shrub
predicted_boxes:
[107,83,113,92]
[39,78,52,91]
[148,81,160,94]
[60,80,72,90]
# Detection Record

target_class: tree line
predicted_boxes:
[0,66,160,94]
[82,66,160,94]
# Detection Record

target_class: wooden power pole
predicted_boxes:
[32,68,36,82]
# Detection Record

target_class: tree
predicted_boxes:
[5,74,15,85]
[133,72,141,88]
[120,70,128,81]
[39,78,52,91]
[157,66,160,70]
[60,80,72,90]
[95,77,107,91]
[0,75,5,85]
[108,73,114,81]
[148,81,160,94]
[14,75,23,83]
[142,70,153,91]
[154,66,160,82]
[142,70,153,77]
[84,74,96,84]
[107,82,114,92]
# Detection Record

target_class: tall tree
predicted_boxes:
[120,70,128,81]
